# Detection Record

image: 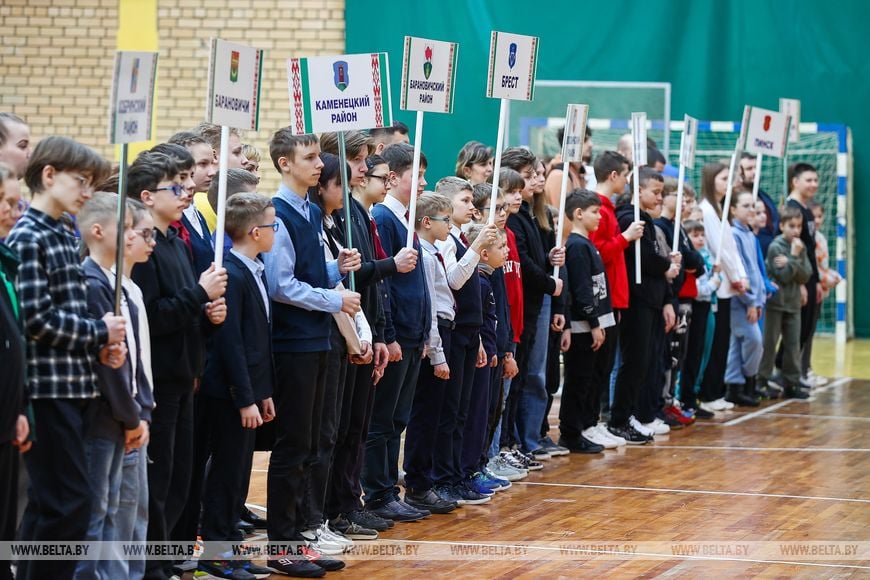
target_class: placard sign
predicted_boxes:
[681,115,698,168]
[109,51,158,144]
[780,98,801,144]
[287,53,393,135]
[631,112,648,166]
[206,38,263,130]
[486,31,539,101]
[401,36,458,113]
[741,106,791,158]
[561,104,589,163]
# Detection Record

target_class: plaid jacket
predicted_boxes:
[6,207,108,399]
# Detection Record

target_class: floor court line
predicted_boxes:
[762,412,870,422]
[378,538,870,571]
[515,481,870,504]
[722,377,852,426]
[635,444,869,452]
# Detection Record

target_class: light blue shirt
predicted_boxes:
[230,249,270,320]
[262,183,343,313]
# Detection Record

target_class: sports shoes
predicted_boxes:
[464,474,495,497]
[664,404,695,427]
[481,467,512,491]
[434,484,465,505]
[300,523,348,555]
[539,436,570,456]
[581,426,618,449]
[514,449,544,471]
[330,515,378,540]
[404,488,457,514]
[557,435,604,454]
[197,560,257,580]
[785,384,810,399]
[266,555,326,578]
[366,500,427,523]
[686,404,715,419]
[596,423,626,446]
[607,424,652,445]
[300,545,345,571]
[454,481,492,505]
[642,418,670,435]
[715,397,735,410]
[806,369,829,387]
[487,455,527,481]
[530,447,551,460]
[347,509,393,531]
[630,416,655,437]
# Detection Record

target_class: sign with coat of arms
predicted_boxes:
[286,52,393,135]
[400,36,458,114]
[205,38,263,130]
[486,31,539,101]
[739,105,791,158]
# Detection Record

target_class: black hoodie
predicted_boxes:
[615,203,672,309]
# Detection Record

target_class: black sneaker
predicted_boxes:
[240,508,268,529]
[241,561,275,579]
[266,555,325,578]
[198,560,257,580]
[404,488,457,514]
[686,405,715,420]
[606,424,651,445]
[453,481,491,505]
[330,514,378,540]
[557,435,605,454]
[785,384,810,400]
[366,499,426,522]
[396,498,431,517]
[347,509,393,531]
[301,545,345,572]
[530,447,551,460]
[434,484,464,505]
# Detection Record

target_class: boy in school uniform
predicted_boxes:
[403,192,461,515]
[363,143,432,523]
[76,192,150,579]
[128,151,228,580]
[559,189,615,453]
[262,129,360,577]
[431,176,498,504]
[7,137,124,580]
[198,192,277,580]
[759,207,813,399]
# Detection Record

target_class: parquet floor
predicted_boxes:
[232,341,870,578]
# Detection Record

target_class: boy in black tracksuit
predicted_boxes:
[612,168,679,439]
[559,190,613,453]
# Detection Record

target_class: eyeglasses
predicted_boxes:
[153,183,186,197]
[494,204,507,214]
[132,228,155,243]
[249,222,280,234]
[366,173,390,185]
[418,215,451,223]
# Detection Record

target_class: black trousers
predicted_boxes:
[500,300,543,448]
[611,305,658,428]
[540,329,563,438]
[326,359,376,519]
[172,391,208,542]
[404,326,452,493]
[460,363,491,477]
[303,331,347,529]
[146,384,195,579]
[637,312,666,424]
[560,333,597,440]
[681,300,711,404]
[267,351,328,541]
[481,357,505,470]
[17,399,94,580]
[0,442,17,580]
[700,298,731,402]
[199,394,256,550]
[591,324,618,426]
[432,325,479,486]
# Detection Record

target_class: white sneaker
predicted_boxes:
[597,423,626,446]
[321,521,354,551]
[582,426,618,449]
[301,525,346,555]
[643,418,670,435]
[704,398,727,411]
[699,401,720,414]
[716,397,735,410]
[806,370,829,387]
[630,416,654,437]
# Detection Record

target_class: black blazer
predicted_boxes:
[201,251,275,407]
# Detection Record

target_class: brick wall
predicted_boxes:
[0,0,346,194]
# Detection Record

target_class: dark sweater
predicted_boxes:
[654,216,706,308]
[507,202,556,315]
[0,243,26,444]
[131,225,211,390]
[181,210,215,276]
[478,269,498,359]
[616,204,671,309]
[491,267,513,357]
[451,234,483,329]
[565,233,613,330]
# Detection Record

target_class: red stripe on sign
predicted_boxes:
[371,53,383,127]
[290,59,304,134]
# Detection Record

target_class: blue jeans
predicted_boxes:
[106,446,149,580]
[517,295,551,452]
[725,302,763,383]
[75,435,124,579]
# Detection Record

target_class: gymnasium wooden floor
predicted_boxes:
[236,338,870,578]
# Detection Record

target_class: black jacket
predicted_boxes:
[616,204,672,309]
[507,202,557,315]
[0,243,26,444]
[654,216,705,308]
[201,252,275,407]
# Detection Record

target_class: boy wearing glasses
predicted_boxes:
[7,137,125,580]
[128,151,228,579]
[197,192,277,580]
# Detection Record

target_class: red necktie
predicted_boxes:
[368,217,389,260]
[435,251,447,272]
[459,232,470,247]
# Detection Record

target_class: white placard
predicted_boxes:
[680,115,698,168]
[741,106,791,158]
[631,112,648,166]
[206,38,263,130]
[561,104,589,163]
[401,36,458,114]
[780,98,801,143]
[287,53,393,135]
[486,31,539,101]
[109,51,158,144]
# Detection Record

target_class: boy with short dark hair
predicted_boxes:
[8,137,124,580]
[262,129,360,577]
[128,150,228,580]
[558,189,614,453]
[369,121,410,153]
[760,207,813,398]
[197,192,277,580]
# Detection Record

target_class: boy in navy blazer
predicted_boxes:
[198,192,277,579]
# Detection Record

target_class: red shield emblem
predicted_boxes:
[763,115,772,131]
